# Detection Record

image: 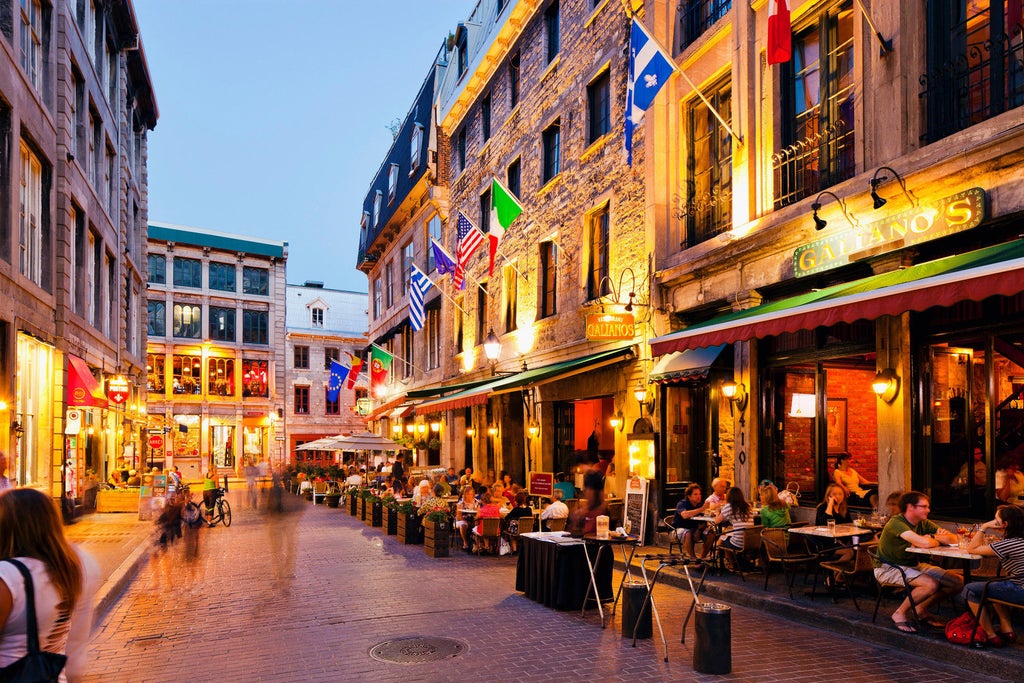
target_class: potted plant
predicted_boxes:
[324,490,342,508]
[419,497,451,558]
[396,500,422,545]
[382,493,398,535]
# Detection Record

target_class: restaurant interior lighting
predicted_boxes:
[609,411,624,432]
[873,368,900,403]
[789,393,816,418]
[869,166,914,210]
[810,190,855,231]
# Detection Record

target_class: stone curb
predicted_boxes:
[90,538,151,630]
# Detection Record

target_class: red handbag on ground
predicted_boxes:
[945,611,987,646]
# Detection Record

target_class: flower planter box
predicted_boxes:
[371,501,383,527]
[358,497,368,520]
[348,494,358,516]
[385,507,398,535]
[423,519,450,558]
[397,513,422,545]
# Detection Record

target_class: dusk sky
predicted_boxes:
[134,0,470,294]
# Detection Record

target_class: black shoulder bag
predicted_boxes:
[0,559,67,683]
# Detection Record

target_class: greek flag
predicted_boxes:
[409,264,434,331]
[625,18,675,166]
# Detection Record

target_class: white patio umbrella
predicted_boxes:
[333,431,401,452]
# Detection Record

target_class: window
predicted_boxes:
[311,307,324,328]
[385,261,394,308]
[209,306,235,342]
[87,111,96,187]
[208,262,236,292]
[409,124,424,173]
[20,0,43,94]
[426,214,442,272]
[542,120,561,183]
[402,242,414,295]
[294,345,309,369]
[19,141,43,286]
[387,163,399,204]
[242,266,268,295]
[324,347,339,370]
[678,0,733,50]
[105,144,115,215]
[147,301,165,336]
[373,276,382,318]
[456,28,468,78]
[480,187,491,234]
[172,354,202,395]
[481,92,492,142]
[503,265,517,333]
[476,281,488,344]
[69,204,80,311]
[545,1,561,63]
[294,386,310,415]
[373,190,382,226]
[87,231,96,324]
[921,1,1024,144]
[586,205,610,300]
[208,358,235,397]
[539,241,557,318]
[507,158,521,197]
[587,70,611,143]
[173,257,202,288]
[456,128,467,172]
[325,388,340,415]
[402,325,413,379]
[173,303,201,338]
[147,254,166,284]
[146,353,164,393]
[242,310,269,344]
[455,296,465,351]
[242,359,268,397]
[682,78,732,248]
[774,2,855,208]
[426,307,440,370]
[509,52,521,108]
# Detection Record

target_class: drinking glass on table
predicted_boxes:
[827,519,836,536]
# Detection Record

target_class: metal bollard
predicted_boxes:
[620,580,652,639]
[693,602,731,674]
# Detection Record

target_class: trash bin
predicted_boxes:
[693,602,731,674]
[620,580,652,639]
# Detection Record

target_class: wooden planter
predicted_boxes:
[397,513,422,545]
[358,497,368,520]
[325,495,341,508]
[348,494,358,515]
[423,518,450,558]
[371,501,383,527]
[385,507,398,535]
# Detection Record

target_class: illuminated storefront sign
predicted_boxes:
[107,375,130,404]
[793,187,985,277]
[585,313,635,341]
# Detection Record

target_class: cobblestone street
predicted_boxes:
[82,500,1001,683]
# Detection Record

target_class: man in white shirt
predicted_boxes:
[345,467,365,487]
[705,478,729,510]
[540,489,570,530]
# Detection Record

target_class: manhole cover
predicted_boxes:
[369,636,467,663]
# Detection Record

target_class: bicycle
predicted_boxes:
[204,487,232,527]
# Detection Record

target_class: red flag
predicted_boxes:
[345,353,363,390]
[767,0,792,65]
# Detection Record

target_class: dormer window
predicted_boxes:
[311,307,324,328]
[373,191,383,227]
[409,124,424,174]
[388,163,399,204]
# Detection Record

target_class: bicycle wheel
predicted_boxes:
[218,497,232,527]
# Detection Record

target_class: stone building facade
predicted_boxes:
[285,281,368,466]
[0,0,157,506]
[145,222,287,482]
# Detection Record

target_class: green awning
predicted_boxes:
[405,377,497,399]
[651,239,1024,355]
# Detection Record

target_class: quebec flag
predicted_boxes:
[625,18,675,166]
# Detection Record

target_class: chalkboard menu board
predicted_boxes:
[623,476,648,541]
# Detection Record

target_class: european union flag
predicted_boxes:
[327,360,345,403]
[431,239,457,276]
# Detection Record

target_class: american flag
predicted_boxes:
[454,212,485,290]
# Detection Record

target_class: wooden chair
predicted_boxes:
[546,517,567,532]
[717,525,764,581]
[869,548,921,629]
[816,541,878,610]
[473,517,502,555]
[311,481,328,505]
[761,527,818,598]
[502,515,534,552]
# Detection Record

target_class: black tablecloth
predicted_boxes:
[515,536,613,610]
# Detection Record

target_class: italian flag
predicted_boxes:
[488,177,524,276]
[369,346,392,398]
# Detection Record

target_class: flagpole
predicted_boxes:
[371,343,427,379]
[436,280,470,316]
[498,253,528,282]
[634,18,743,143]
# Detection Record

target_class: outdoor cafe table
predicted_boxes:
[788,524,874,542]
[581,533,641,628]
[515,532,612,612]
[906,543,984,583]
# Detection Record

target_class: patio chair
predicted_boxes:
[662,515,684,556]
[311,481,328,505]
[546,517,567,532]
[971,578,1024,646]
[761,527,817,599]
[502,516,534,553]
[473,517,502,555]
[869,548,921,629]
[816,541,878,610]
[717,525,764,581]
